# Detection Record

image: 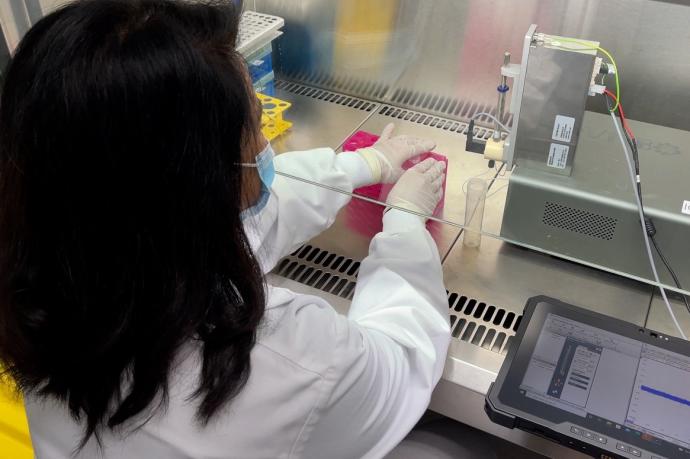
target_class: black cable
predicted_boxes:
[604,92,690,313]
[605,94,643,198]
[651,237,690,314]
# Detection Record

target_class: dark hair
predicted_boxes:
[0,0,265,447]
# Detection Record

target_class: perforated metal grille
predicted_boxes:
[275,80,378,112]
[378,105,502,141]
[448,292,521,355]
[278,71,390,101]
[389,88,513,127]
[273,245,520,354]
[277,71,512,127]
[274,245,360,300]
[542,202,617,241]
[275,81,506,139]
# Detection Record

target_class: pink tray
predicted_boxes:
[342,130,447,238]
[342,130,448,209]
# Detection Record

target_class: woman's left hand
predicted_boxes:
[355,124,436,183]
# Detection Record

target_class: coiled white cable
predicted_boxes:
[471,112,511,134]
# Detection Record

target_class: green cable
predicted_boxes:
[545,36,620,112]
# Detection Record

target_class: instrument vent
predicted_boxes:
[542,202,617,241]
[273,245,521,355]
[275,80,378,112]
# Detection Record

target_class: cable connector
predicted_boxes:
[589,84,606,96]
[600,62,616,75]
[645,217,657,238]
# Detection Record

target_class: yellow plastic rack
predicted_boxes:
[258,92,292,141]
[0,372,32,459]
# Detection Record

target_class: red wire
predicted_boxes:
[604,89,636,141]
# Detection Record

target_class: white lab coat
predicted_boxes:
[25,148,451,459]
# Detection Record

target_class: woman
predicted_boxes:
[0,1,450,458]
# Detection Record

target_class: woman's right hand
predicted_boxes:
[385,158,446,218]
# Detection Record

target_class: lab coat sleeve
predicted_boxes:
[264,148,373,259]
[297,209,451,459]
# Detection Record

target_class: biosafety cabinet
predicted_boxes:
[251,1,690,457]
[1,1,689,458]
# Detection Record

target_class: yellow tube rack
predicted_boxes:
[0,372,33,459]
[258,92,292,141]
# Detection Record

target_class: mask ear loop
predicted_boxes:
[238,140,271,168]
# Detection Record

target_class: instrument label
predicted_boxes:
[553,115,575,143]
[548,143,570,169]
[682,200,690,215]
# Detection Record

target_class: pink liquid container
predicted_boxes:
[342,130,448,212]
[342,130,448,238]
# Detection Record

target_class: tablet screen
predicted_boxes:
[519,313,690,453]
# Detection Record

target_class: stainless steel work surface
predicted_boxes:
[308,200,461,265]
[270,81,378,153]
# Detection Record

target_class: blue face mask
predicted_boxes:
[240,142,276,219]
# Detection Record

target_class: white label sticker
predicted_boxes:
[683,200,690,216]
[547,143,570,169]
[552,115,576,143]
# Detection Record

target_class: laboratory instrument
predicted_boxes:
[463,25,690,343]
[467,25,690,291]
[486,296,690,459]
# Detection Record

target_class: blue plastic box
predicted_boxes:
[247,44,274,84]
[253,70,275,96]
